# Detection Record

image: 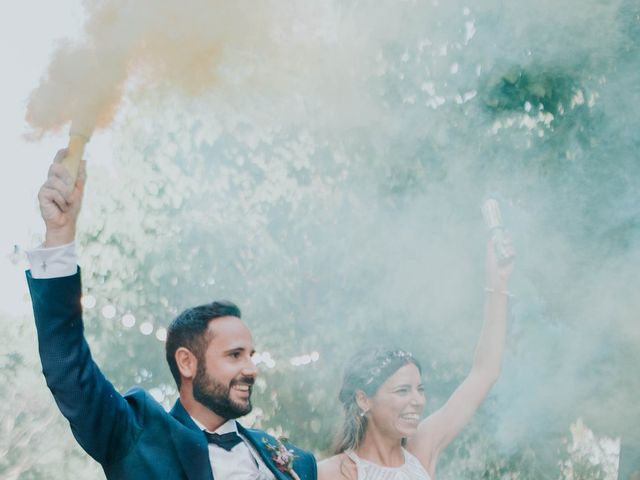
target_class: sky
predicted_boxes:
[0,1,113,316]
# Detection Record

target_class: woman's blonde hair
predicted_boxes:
[332,348,422,454]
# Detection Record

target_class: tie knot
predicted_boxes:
[204,431,243,451]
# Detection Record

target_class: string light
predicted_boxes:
[139,322,153,335]
[81,295,96,309]
[253,351,276,369]
[121,313,136,328]
[155,327,167,342]
[290,352,320,367]
[149,388,165,402]
[101,304,116,319]
[83,296,321,370]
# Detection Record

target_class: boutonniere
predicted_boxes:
[263,437,301,480]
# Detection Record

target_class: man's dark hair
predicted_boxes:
[165,300,242,388]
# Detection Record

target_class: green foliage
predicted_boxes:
[0,313,103,480]
[483,67,578,117]
[10,0,640,478]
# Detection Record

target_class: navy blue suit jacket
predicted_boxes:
[27,270,317,480]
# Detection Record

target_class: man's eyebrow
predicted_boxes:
[223,346,256,355]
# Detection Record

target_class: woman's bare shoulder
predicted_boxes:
[318,453,356,480]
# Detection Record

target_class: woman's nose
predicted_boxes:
[411,390,426,407]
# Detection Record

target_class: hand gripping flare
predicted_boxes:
[481,197,515,265]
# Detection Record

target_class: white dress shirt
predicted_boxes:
[191,418,275,480]
[26,243,276,479]
[27,242,78,279]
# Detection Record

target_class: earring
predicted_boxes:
[360,409,368,417]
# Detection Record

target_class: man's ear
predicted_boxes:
[175,347,198,381]
[355,390,371,414]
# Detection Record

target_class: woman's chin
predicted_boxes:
[396,422,419,438]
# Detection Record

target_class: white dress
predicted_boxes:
[346,449,432,480]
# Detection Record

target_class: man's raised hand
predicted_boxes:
[38,149,87,247]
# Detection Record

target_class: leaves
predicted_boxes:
[10,0,640,477]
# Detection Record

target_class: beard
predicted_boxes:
[192,362,254,419]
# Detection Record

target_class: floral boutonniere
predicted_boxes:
[263,437,301,480]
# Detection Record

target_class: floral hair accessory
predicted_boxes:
[364,350,414,385]
[263,437,301,480]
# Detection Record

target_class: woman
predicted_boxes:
[318,239,514,479]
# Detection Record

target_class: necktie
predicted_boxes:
[204,431,244,451]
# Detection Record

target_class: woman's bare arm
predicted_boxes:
[409,238,514,470]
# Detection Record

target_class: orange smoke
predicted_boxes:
[26,1,382,143]
[25,0,279,138]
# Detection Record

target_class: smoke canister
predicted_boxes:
[62,130,90,193]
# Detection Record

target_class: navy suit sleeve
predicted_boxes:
[26,270,142,465]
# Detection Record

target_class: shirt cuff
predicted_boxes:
[27,242,78,279]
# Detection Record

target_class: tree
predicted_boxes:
[12,0,639,477]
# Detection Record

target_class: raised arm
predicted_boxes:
[409,238,514,471]
[27,150,140,464]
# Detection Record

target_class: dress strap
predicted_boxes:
[345,450,363,465]
[344,451,363,480]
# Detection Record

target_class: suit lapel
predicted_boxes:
[237,423,290,480]
[170,400,215,480]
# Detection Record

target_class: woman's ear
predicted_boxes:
[355,390,371,414]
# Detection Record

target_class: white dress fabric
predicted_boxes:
[346,448,432,480]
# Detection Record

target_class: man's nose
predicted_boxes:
[243,358,258,378]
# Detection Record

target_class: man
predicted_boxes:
[26,149,317,479]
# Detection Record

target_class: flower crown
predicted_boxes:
[364,349,414,385]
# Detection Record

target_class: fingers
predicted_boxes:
[503,238,516,259]
[501,233,516,258]
[50,150,87,191]
[487,234,516,268]
[41,151,78,213]
[40,174,74,212]
[40,185,71,213]
[47,162,74,189]
[53,148,68,164]
[486,236,499,261]
[38,149,86,236]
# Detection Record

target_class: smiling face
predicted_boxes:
[192,315,257,419]
[360,363,426,440]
